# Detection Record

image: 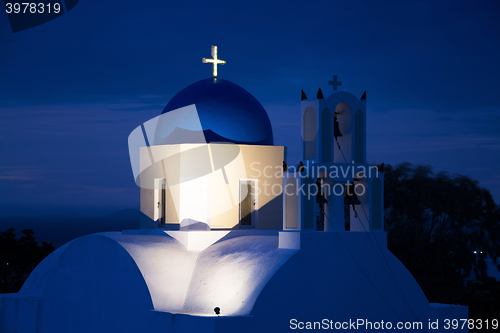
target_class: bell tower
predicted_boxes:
[301,76,366,164]
[291,76,381,233]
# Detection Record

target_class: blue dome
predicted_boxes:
[158,78,273,145]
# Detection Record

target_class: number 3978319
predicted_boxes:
[5,3,61,14]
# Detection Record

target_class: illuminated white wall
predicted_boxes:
[179,176,211,229]
[140,144,284,230]
[0,230,467,332]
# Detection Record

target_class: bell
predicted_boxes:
[344,183,361,206]
[317,194,328,204]
[334,116,343,139]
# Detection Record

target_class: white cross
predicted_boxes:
[202,45,226,78]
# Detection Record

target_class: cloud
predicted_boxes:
[109,104,166,112]
[0,166,41,181]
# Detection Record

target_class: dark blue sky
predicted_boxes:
[1,0,499,216]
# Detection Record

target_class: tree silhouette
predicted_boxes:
[384,163,500,319]
[0,228,55,293]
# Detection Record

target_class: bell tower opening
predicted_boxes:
[321,108,332,163]
[333,102,352,163]
[303,106,317,160]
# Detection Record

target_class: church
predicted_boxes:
[0,46,467,332]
